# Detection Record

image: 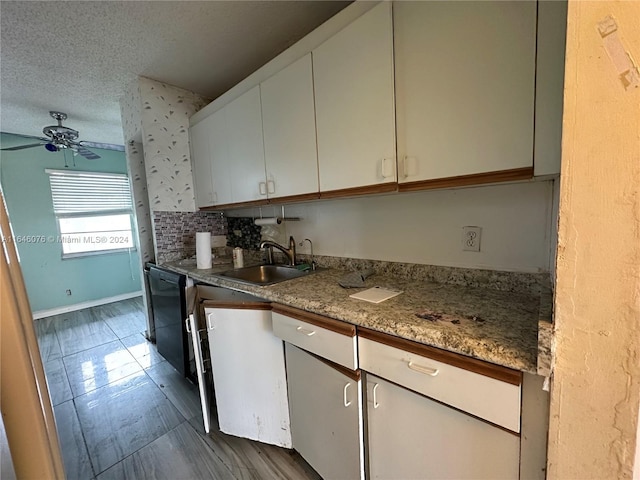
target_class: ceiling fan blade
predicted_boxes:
[76,145,101,160]
[0,143,45,151]
[79,141,124,152]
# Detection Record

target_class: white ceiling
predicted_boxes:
[0,1,350,146]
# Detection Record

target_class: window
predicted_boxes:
[46,169,135,257]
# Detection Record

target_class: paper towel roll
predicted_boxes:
[196,232,212,269]
[255,217,282,226]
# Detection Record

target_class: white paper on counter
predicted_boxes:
[349,287,403,304]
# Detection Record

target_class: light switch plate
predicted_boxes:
[462,226,482,252]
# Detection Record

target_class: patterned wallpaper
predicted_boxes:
[153,210,227,263]
[120,76,212,262]
[125,141,155,264]
[138,77,210,213]
[120,79,142,142]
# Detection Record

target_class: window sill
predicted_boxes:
[62,248,137,260]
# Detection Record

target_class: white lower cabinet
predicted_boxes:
[204,306,291,447]
[285,343,365,480]
[198,299,536,479]
[365,373,520,480]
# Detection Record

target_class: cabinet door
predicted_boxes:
[209,107,233,206]
[225,86,268,204]
[261,54,319,200]
[286,344,364,480]
[533,0,567,176]
[205,307,291,447]
[313,2,396,193]
[190,116,214,208]
[395,1,536,183]
[366,374,520,480]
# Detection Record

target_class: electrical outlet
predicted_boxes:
[211,235,227,248]
[462,226,482,252]
[65,289,72,296]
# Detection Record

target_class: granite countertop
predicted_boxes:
[163,260,550,374]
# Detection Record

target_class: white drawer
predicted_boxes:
[358,331,522,432]
[272,306,357,370]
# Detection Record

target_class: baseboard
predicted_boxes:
[32,291,143,320]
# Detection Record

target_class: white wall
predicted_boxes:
[231,180,554,273]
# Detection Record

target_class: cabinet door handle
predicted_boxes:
[195,329,207,373]
[343,382,352,407]
[259,182,267,195]
[296,325,316,336]
[381,157,395,179]
[206,312,215,330]
[372,383,380,409]
[407,361,439,377]
[267,179,275,194]
[185,317,191,333]
[402,156,417,178]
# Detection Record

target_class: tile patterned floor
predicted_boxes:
[36,297,320,480]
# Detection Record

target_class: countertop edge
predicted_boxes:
[162,262,546,375]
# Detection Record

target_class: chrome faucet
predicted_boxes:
[260,236,297,266]
[299,238,316,271]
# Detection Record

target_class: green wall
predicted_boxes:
[0,133,142,313]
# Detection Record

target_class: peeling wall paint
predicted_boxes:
[547,1,640,478]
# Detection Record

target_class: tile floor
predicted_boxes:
[36,297,321,480]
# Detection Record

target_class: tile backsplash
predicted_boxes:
[153,211,226,263]
[226,217,262,250]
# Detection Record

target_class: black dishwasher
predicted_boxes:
[147,264,189,378]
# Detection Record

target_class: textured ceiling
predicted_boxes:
[0,1,349,146]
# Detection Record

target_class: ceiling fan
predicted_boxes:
[0,111,123,160]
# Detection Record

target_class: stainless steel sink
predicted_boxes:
[214,264,317,286]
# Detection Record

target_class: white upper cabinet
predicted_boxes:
[534,0,567,176]
[191,90,262,208]
[225,86,268,204]
[313,2,396,193]
[209,107,233,206]
[394,1,537,184]
[190,115,215,208]
[260,54,319,200]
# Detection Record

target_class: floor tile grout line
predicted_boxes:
[182,419,239,479]
[70,396,97,479]
[67,367,149,403]
[62,338,141,399]
[53,315,119,358]
[40,299,320,480]
[93,418,195,477]
[72,368,178,477]
[143,362,196,423]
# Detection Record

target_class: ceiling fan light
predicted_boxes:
[44,143,58,152]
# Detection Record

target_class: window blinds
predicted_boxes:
[46,169,133,215]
